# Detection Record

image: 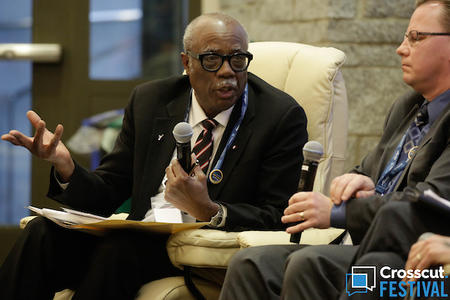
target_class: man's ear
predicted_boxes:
[181,52,190,75]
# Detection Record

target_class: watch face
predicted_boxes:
[211,205,224,226]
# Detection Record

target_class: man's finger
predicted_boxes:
[166,161,177,181]
[171,157,189,177]
[50,124,64,148]
[288,192,308,205]
[26,110,42,128]
[281,210,305,224]
[33,120,46,148]
[355,190,375,198]
[341,180,361,201]
[1,134,21,146]
[284,199,307,216]
[9,130,33,149]
[286,219,313,234]
[330,175,351,204]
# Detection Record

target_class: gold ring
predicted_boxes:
[299,211,305,221]
[416,253,422,261]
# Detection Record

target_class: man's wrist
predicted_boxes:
[209,203,227,228]
[53,159,75,182]
[54,169,70,190]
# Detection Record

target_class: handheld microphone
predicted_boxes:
[290,141,324,244]
[173,122,193,173]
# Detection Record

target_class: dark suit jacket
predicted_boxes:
[346,91,450,243]
[48,73,308,231]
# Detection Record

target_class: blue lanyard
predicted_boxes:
[185,85,248,183]
[210,85,248,176]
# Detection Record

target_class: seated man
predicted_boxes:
[219,1,450,299]
[0,13,308,299]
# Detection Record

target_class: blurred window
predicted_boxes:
[90,0,188,80]
[0,0,32,224]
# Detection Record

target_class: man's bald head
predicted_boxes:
[183,13,248,52]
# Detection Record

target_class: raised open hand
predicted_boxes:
[1,110,74,180]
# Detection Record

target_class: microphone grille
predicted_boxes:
[303,141,323,162]
[173,122,193,143]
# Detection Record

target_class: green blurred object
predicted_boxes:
[116,198,131,214]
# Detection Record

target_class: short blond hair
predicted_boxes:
[415,0,450,31]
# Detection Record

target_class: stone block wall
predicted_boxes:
[205,0,417,172]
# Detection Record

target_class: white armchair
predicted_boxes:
[20,41,348,300]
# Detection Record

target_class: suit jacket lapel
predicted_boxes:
[375,105,418,181]
[138,89,190,214]
[395,102,450,190]
[208,85,256,200]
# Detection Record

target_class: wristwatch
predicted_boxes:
[209,204,224,227]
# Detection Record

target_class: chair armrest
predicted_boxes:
[167,227,345,269]
[237,227,345,248]
[167,229,240,269]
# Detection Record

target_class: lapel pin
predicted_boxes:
[232,145,237,150]
[158,134,164,141]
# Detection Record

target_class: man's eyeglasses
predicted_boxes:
[404,30,450,44]
[187,51,253,72]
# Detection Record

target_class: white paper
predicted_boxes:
[154,208,183,223]
[27,206,107,226]
[62,208,107,221]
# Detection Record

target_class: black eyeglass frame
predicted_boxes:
[405,30,450,43]
[186,51,253,72]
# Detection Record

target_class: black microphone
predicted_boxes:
[290,141,324,244]
[173,122,193,173]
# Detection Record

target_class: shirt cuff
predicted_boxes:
[330,202,346,228]
[54,169,69,190]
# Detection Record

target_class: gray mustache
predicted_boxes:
[216,78,237,89]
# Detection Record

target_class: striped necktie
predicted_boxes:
[192,119,218,173]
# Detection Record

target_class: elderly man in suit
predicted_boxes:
[0,13,307,299]
[219,1,450,299]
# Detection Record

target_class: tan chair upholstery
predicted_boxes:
[20,41,348,300]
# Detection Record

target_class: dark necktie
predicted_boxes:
[414,102,429,128]
[192,119,218,173]
[375,102,429,195]
[403,102,429,156]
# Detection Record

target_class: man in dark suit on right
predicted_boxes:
[219,0,450,299]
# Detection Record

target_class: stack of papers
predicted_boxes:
[28,206,106,227]
[27,206,208,234]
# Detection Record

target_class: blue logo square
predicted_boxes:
[352,274,367,288]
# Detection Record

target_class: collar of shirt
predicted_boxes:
[189,90,234,171]
[190,91,234,128]
[425,89,450,126]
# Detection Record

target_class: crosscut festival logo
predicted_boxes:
[346,265,449,298]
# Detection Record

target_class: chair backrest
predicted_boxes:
[247,41,348,195]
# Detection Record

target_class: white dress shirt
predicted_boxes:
[142,91,233,223]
